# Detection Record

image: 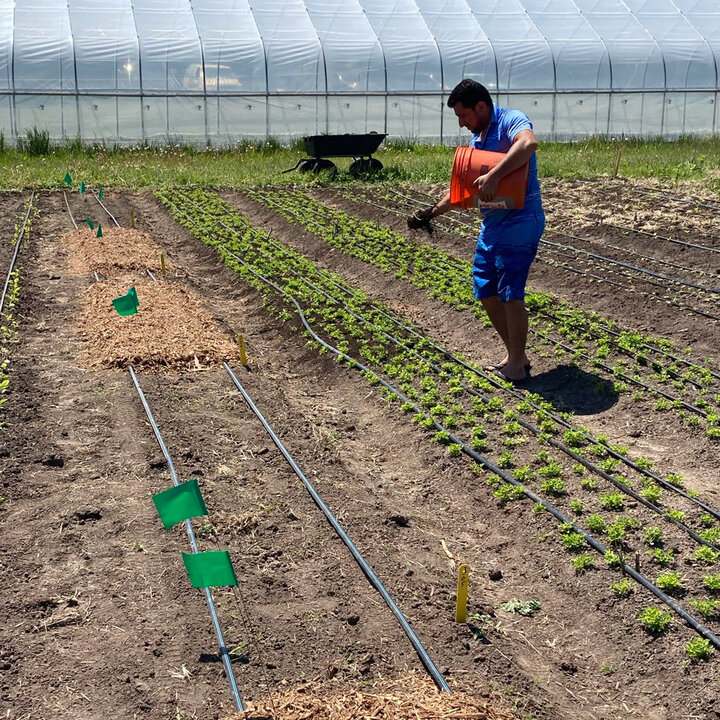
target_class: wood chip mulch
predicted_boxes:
[78,276,239,371]
[220,673,517,720]
[61,226,173,276]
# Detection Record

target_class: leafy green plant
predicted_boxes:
[688,599,720,620]
[686,638,713,662]
[497,598,541,616]
[569,499,585,514]
[586,514,607,533]
[599,492,624,511]
[561,532,586,553]
[648,547,675,567]
[643,526,664,547]
[611,578,633,597]
[655,572,684,595]
[637,606,672,635]
[540,476,567,496]
[702,574,720,593]
[572,554,595,573]
[694,547,720,565]
[604,550,622,568]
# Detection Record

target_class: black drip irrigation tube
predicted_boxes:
[632,186,720,213]
[223,361,451,694]
[172,191,720,555]
[62,190,78,230]
[590,220,720,258]
[127,366,244,712]
[164,201,720,651]
[0,192,36,319]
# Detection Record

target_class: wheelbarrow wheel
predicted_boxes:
[349,157,383,176]
[298,159,317,173]
[311,159,337,178]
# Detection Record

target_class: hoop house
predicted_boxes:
[1,0,718,144]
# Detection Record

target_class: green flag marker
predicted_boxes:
[96,224,103,238]
[63,172,72,185]
[85,217,94,230]
[111,286,138,316]
[152,479,207,529]
[79,181,86,194]
[98,185,103,199]
[183,551,238,588]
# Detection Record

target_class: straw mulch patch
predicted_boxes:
[61,226,173,276]
[222,673,517,720]
[78,277,239,371]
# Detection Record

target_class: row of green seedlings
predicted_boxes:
[393,185,720,328]
[385,187,720,402]
[242,187,720,528]
[158,188,720,656]
[0,197,37,425]
[261,185,720,438]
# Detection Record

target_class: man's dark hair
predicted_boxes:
[447,79,493,112]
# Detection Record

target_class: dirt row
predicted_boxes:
[0,187,718,720]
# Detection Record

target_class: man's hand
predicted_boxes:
[473,172,499,202]
[407,207,434,233]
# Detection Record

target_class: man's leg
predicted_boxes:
[481,295,530,375]
[501,298,529,380]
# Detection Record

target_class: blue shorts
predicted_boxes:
[473,211,545,302]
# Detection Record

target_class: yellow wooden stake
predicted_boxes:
[160,252,166,275]
[130,209,136,228]
[455,563,470,623]
[237,334,248,367]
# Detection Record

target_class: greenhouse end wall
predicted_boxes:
[1,0,719,146]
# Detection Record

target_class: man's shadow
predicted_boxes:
[522,364,619,415]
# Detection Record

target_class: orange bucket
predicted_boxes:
[450,146,529,210]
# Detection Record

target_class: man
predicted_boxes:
[408,79,544,382]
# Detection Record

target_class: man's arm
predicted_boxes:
[474,129,537,202]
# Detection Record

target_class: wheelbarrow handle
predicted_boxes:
[281,158,306,174]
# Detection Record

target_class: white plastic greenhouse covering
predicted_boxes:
[1,0,719,144]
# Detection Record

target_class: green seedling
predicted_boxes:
[688,598,720,620]
[702,574,720,593]
[572,554,595,573]
[637,606,672,635]
[648,547,675,567]
[497,599,541,617]
[611,578,633,597]
[561,532,586,553]
[686,638,713,662]
[694,547,720,565]
[644,526,664,547]
[569,499,585,515]
[604,550,622,568]
[655,572,684,595]
[599,492,624,511]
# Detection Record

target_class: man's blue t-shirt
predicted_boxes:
[470,106,542,228]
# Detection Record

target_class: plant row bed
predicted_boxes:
[156,187,720,654]
[261,185,720,439]
[1,195,37,422]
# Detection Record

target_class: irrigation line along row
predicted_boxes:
[587,220,720,257]
[0,192,35,318]
[627,186,720,213]
[173,193,720,550]
[250,189,717,420]
[93,191,120,227]
[340,187,720,384]
[182,216,720,651]
[63,190,78,230]
[223,361,451,694]
[127,366,244,712]
[205,192,719,513]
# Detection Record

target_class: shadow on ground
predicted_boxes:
[523,364,619,415]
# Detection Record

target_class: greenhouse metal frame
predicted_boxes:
[1,0,719,145]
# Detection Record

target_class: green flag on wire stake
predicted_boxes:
[79,181,86,194]
[111,286,138,316]
[98,185,103,199]
[63,172,72,185]
[96,224,103,238]
[85,217,94,230]
[152,479,207,529]
[183,551,238,588]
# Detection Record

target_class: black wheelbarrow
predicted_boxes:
[283,132,387,178]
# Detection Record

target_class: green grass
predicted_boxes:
[3,135,720,191]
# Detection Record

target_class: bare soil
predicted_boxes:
[1,183,719,720]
